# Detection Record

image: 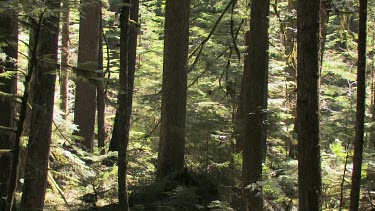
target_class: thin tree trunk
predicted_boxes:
[349,0,367,209]
[97,6,106,154]
[20,0,61,209]
[111,0,132,208]
[297,0,322,210]
[109,0,139,152]
[0,3,17,209]
[74,0,101,152]
[241,0,270,210]
[60,0,70,119]
[156,0,191,179]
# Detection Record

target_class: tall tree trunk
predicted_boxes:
[60,0,70,119]
[20,0,61,209]
[0,2,17,209]
[297,0,322,210]
[241,0,270,210]
[109,0,140,152]
[74,0,101,152]
[156,0,190,179]
[349,0,367,209]
[97,7,106,154]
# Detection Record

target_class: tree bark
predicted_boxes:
[60,0,70,119]
[297,0,322,210]
[74,0,101,152]
[20,0,61,209]
[241,0,270,210]
[156,0,190,179]
[234,31,249,153]
[0,3,17,209]
[349,0,367,210]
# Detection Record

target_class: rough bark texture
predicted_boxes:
[20,0,61,209]
[241,0,269,210]
[0,4,17,209]
[297,0,322,210]
[349,0,367,210]
[156,0,190,179]
[60,0,70,118]
[74,0,101,152]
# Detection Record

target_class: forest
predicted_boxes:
[0,0,374,210]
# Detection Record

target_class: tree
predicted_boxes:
[97,7,105,154]
[109,0,140,152]
[0,1,17,209]
[60,0,70,118]
[20,0,61,209]
[241,0,270,209]
[156,0,191,179]
[109,0,139,208]
[74,0,101,152]
[349,0,367,209]
[297,0,322,210]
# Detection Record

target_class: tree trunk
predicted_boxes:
[0,3,17,209]
[20,0,61,209]
[60,0,70,119]
[297,0,322,210]
[109,0,140,152]
[97,6,105,154]
[349,0,367,210]
[241,0,270,210]
[234,31,249,153]
[156,0,190,179]
[74,0,101,152]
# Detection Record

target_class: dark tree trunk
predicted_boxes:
[297,0,322,210]
[110,0,139,208]
[156,0,190,179]
[97,6,105,154]
[241,0,269,210]
[60,0,70,118]
[0,3,17,209]
[234,31,250,153]
[109,0,139,152]
[74,0,101,152]
[20,0,61,209]
[349,0,367,210]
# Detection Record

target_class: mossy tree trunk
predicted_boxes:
[20,0,61,209]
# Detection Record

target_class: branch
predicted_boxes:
[188,0,234,73]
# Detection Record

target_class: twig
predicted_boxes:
[47,172,71,208]
[188,0,234,73]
